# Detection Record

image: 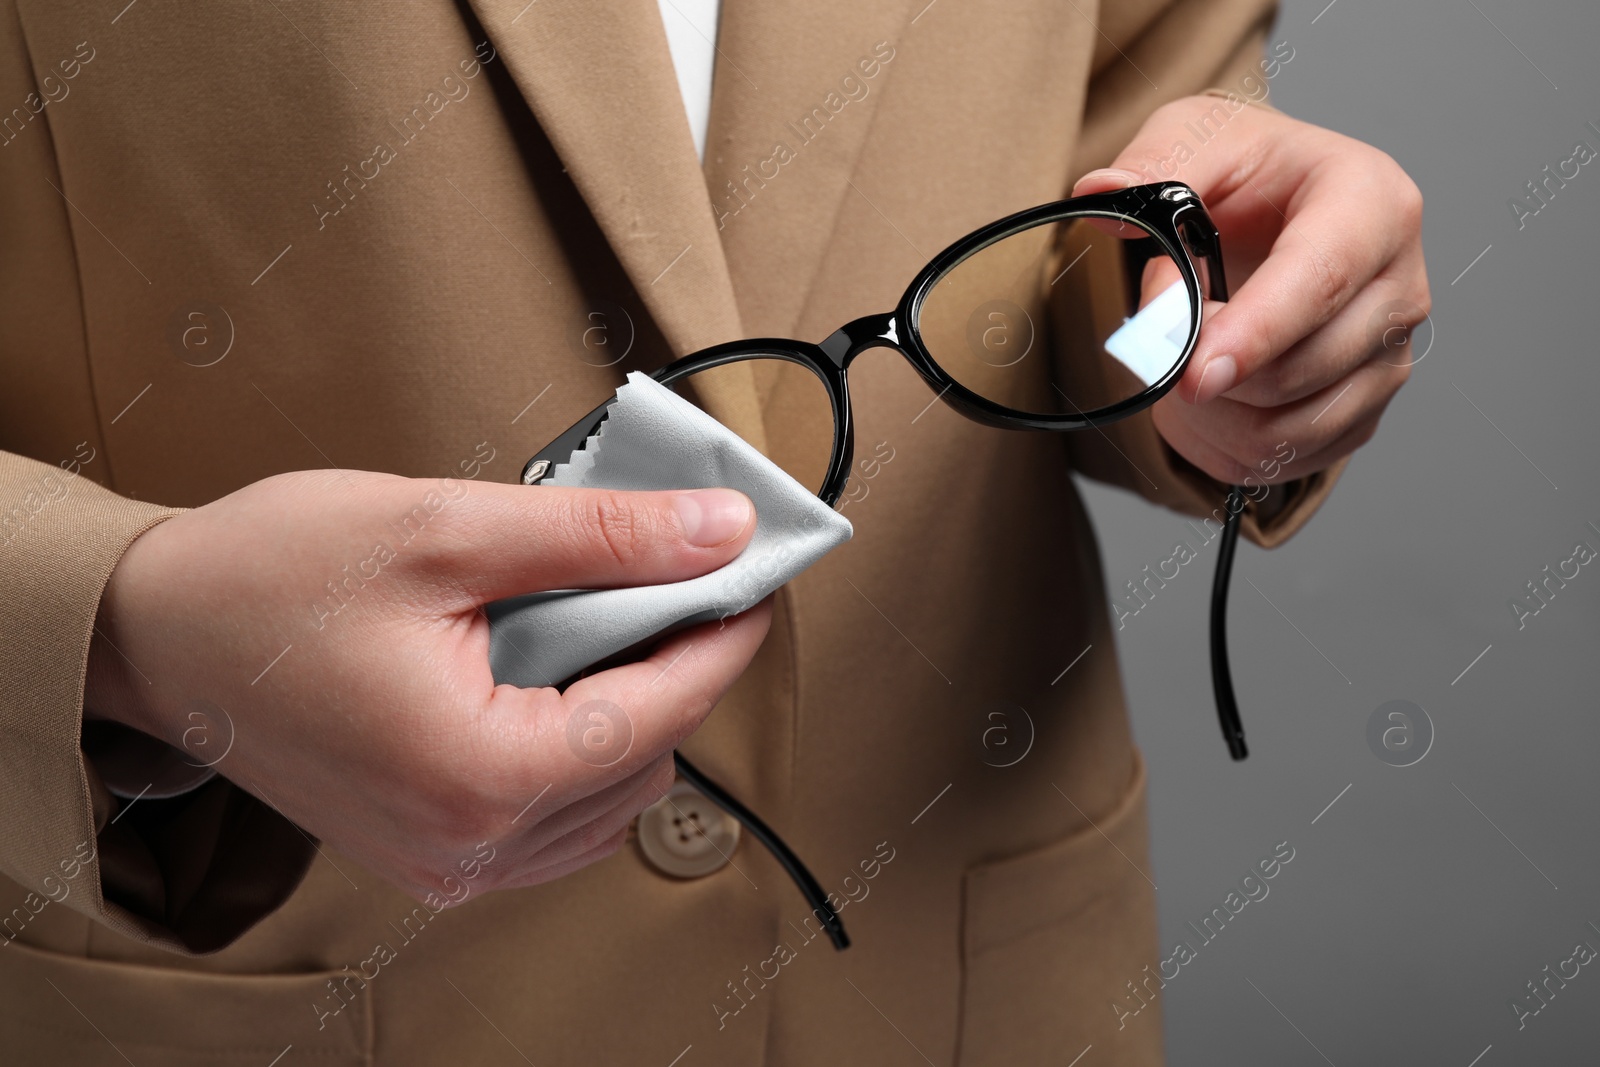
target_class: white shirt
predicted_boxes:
[656,0,721,161]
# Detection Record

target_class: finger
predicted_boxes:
[499,754,673,869]
[370,744,669,902]
[493,827,630,891]
[1273,408,1382,483]
[559,603,774,781]
[516,760,677,876]
[1071,103,1420,407]
[1155,396,1380,488]
[1222,262,1422,407]
[483,601,774,801]
[413,482,758,607]
[1070,95,1283,203]
[1071,97,1305,216]
[1179,173,1407,404]
[1152,355,1402,484]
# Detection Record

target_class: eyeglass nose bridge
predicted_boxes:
[817,312,902,369]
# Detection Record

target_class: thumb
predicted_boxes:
[1071,166,1148,198]
[1071,95,1275,201]
[416,482,756,608]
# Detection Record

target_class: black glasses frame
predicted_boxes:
[518,181,1252,950]
[526,182,1228,491]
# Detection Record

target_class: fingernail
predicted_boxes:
[1194,354,1237,403]
[1074,167,1142,191]
[675,489,752,547]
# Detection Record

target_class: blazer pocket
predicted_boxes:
[0,939,371,1066]
[955,749,1163,1067]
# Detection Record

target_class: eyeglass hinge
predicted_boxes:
[521,459,552,485]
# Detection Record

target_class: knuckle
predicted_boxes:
[1393,169,1425,232]
[1208,453,1258,487]
[1385,293,1430,333]
[1368,288,1431,371]
[589,828,628,862]
[1356,146,1423,233]
[1227,460,1258,487]
[1306,246,1356,320]
[1415,285,1433,320]
[584,490,652,568]
[648,756,677,800]
[1389,351,1415,389]
[384,491,473,577]
[465,858,509,895]
[432,787,496,844]
[665,695,716,751]
[1407,274,1434,323]
[394,856,455,905]
[1237,415,1284,470]
[1230,445,1268,485]
[1338,413,1382,458]
[428,761,518,844]
[567,815,622,858]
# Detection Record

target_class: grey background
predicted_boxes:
[1078,0,1600,1063]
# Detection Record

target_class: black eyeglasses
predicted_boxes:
[511,181,1250,949]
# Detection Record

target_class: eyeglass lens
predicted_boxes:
[914,214,1200,419]
[669,358,837,495]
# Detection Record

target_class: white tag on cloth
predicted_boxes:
[487,372,853,689]
[1102,280,1191,387]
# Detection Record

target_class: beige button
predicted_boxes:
[638,779,741,878]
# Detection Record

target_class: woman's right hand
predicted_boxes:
[85,469,770,901]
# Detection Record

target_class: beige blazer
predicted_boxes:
[0,0,1339,1062]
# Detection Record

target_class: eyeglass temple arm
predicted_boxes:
[673,751,850,950]
[1209,487,1248,760]
[1181,209,1248,759]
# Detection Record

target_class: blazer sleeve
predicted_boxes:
[1061,0,1345,549]
[0,4,313,954]
[0,454,316,955]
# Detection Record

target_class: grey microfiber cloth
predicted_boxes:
[486,372,853,688]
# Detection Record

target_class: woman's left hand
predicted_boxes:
[1074,94,1430,484]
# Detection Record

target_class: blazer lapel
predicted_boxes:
[703,0,918,339]
[460,0,768,449]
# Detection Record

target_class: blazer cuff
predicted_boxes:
[0,450,311,954]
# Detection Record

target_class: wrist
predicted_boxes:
[83,520,176,744]
[84,601,161,738]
